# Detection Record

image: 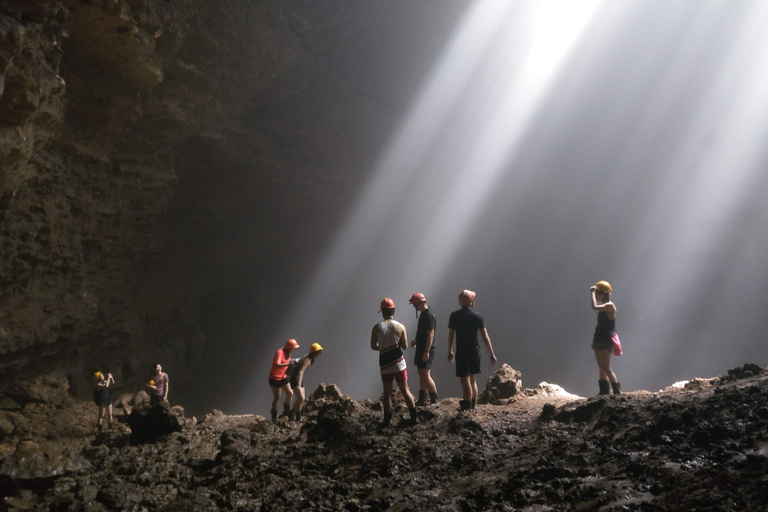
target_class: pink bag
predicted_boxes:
[612,332,623,356]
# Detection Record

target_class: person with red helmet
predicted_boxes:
[371,298,418,426]
[447,290,497,411]
[268,339,299,421]
[409,292,439,406]
[590,281,620,395]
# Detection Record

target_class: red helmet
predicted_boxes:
[284,339,299,349]
[458,289,476,307]
[379,298,395,310]
[408,293,426,304]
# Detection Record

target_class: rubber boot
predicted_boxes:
[294,410,302,422]
[611,381,622,395]
[471,398,477,409]
[598,380,610,395]
[97,424,102,433]
[283,402,291,416]
[429,392,439,405]
[270,409,278,422]
[408,407,418,424]
[382,411,392,427]
[416,390,428,407]
[459,400,471,411]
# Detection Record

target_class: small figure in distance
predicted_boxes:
[288,343,324,422]
[93,371,115,432]
[408,292,439,406]
[447,290,497,411]
[371,298,418,427]
[269,339,300,421]
[146,364,169,406]
[590,281,620,395]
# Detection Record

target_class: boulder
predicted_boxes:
[479,364,522,404]
[127,401,185,444]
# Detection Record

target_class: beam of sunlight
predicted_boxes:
[243,0,603,406]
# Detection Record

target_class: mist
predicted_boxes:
[180,0,768,418]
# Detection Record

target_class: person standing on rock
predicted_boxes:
[590,281,620,395]
[409,292,439,406]
[269,339,299,421]
[371,298,418,427]
[146,364,169,406]
[448,290,497,411]
[289,342,324,421]
[93,371,115,432]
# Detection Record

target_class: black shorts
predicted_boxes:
[455,350,481,378]
[414,347,436,369]
[269,377,290,388]
[93,389,111,407]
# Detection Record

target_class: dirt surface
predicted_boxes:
[1,364,767,511]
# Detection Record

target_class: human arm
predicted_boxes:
[480,328,497,365]
[447,328,455,363]
[106,373,114,386]
[397,324,408,351]
[163,374,169,401]
[370,325,379,351]
[422,329,434,361]
[590,287,617,318]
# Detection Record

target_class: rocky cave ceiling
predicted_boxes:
[0,0,468,399]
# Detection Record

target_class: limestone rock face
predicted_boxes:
[479,363,523,404]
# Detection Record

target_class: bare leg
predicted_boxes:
[382,380,393,412]
[281,383,293,409]
[396,379,416,409]
[270,385,281,411]
[460,376,472,401]
[292,386,305,413]
[469,375,478,400]
[418,368,437,393]
[106,405,113,427]
[594,349,618,382]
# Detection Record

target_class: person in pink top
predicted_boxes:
[269,339,299,421]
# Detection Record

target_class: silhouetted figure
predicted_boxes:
[289,343,323,421]
[93,371,114,432]
[447,290,497,411]
[590,281,620,395]
[371,298,417,426]
[409,292,439,406]
[269,339,299,421]
[146,364,169,405]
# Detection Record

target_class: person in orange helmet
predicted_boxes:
[269,339,300,421]
[447,290,497,411]
[371,298,418,426]
[409,292,439,406]
[590,281,620,395]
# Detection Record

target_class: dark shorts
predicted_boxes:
[591,337,612,351]
[414,347,436,369]
[269,377,290,388]
[290,374,302,389]
[455,351,481,378]
[150,394,164,406]
[93,389,111,407]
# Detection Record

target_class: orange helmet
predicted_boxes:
[379,298,395,310]
[284,339,299,349]
[408,293,426,304]
[458,289,476,307]
[594,281,613,294]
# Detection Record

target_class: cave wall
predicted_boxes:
[0,0,466,406]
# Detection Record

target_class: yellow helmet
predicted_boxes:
[595,281,613,294]
[148,379,155,386]
[94,372,102,381]
[310,342,323,353]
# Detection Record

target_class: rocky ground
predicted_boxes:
[1,363,767,511]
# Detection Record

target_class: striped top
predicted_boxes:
[377,319,407,374]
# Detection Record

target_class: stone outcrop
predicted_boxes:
[479,363,523,404]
